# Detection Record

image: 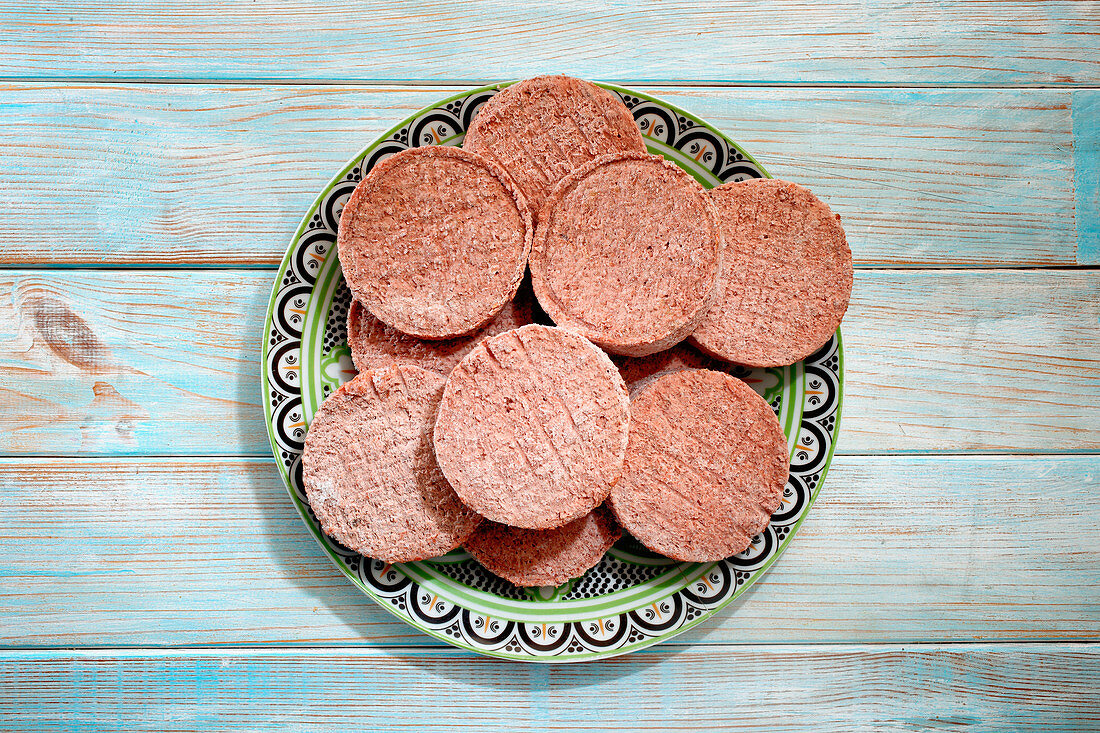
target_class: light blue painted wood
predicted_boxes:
[842,269,1100,452]
[2,269,1097,457]
[1,645,1097,732]
[0,270,266,456]
[0,85,1082,266]
[0,7,1093,722]
[0,456,1096,646]
[1076,90,1100,265]
[0,2,1096,85]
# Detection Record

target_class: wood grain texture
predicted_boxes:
[844,269,1100,452]
[0,5,1094,721]
[0,455,1095,647]
[0,84,1084,266]
[0,1,1096,85]
[2,269,1097,457]
[0,270,263,455]
[1076,89,1100,264]
[1,646,1098,732]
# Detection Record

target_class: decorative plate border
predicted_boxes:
[261,81,843,662]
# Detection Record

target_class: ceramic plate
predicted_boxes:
[261,82,843,662]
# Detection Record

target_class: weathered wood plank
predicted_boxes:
[0,270,265,455]
[2,269,1096,456]
[0,85,1083,266]
[1,646,1097,732]
[1076,89,1100,265]
[842,269,1099,452]
[0,1,1096,85]
[0,456,1095,647]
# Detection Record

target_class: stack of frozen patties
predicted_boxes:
[301,76,853,587]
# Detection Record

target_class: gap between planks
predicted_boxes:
[2,640,1098,653]
[2,78,1100,89]
[0,638,1095,651]
[0,263,1096,272]
[4,450,1100,459]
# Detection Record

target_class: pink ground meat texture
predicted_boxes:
[302,365,481,563]
[346,279,538,376]
[463,75,646,219]
[690,178,852,367]
[609,369,789,562]
[433,325,630,530]
[464,505,622,587]
[531,152,722,357]
[337,145,532,340]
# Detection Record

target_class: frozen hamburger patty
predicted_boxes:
[464,505,622,587]
[609,369,789,562]
[691,178,852,367]
[346,281,536,376]
[302,366,480,563]
[433,325,629,530]
[463,75,645,218]
[531,152,723,357]
[337,145,532,340]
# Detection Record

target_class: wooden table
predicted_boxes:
[1,3,1098,729]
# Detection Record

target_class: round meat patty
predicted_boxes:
[337,145,532,340]
[302,365,480,563]
[346,279,537,376]
[463,75,645,218]
[531,152,723,357]
[609,369,789,562]
[464,505,622,587]
[433,324,630,530]
[690,178,852,366]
